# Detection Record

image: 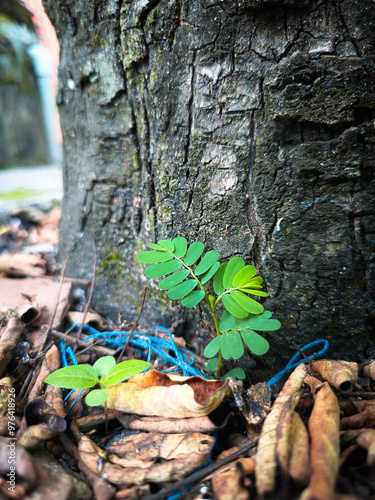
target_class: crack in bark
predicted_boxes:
[183,49,197,171]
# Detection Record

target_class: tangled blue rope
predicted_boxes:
[267,339,329,387]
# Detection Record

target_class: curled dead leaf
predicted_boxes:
[311,360,358,392]
[255,363,308,497]
[212,447,254,500]
[106,370,229,418]
[0,317,23,377]
[363,361,375,381]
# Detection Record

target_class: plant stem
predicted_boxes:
[205,296,223,380]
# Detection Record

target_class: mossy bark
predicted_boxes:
[44,0,375,375]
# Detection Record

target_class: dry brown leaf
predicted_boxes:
[301,381,340,500]
[79,433,214,488]
[255,363,308,497]
[0,317,23,377]
[28,343,60,402]
[114,484,150,500]
[0,277,71,331]
[363,361,375,380]
[106,370,229,418]
[353,429,375,465]
[44,384,67,418]
[117,409,232,433]
[341,405,375,429]
[0,254,46,277]
[106,431,214,460]
[288,411,311,485]
[0,377,13,417]
[211,447,253,500]
[311,360,358,392]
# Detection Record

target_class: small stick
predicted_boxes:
[117,287,147,362]
[76,238,96,343]
[298,349,310,364]
[50,330,115,357]
[142,439,258,500]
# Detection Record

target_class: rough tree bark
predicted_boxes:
[43,0,375,374]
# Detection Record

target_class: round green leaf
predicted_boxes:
[223,257,244,289]
[201,261,220,284]
[158,239,175,252]
[230,290,264,314]
[221,331,244,360]
[219,309,242,333]
[181,290,205,307]
[85,389,109,407]
[159,269,190,290]
[246,311,281,331]
[204,336,223,358]
[102,360,151,386]
[172,237,188,257]
[138,251,174,264]
[222,367,246,381]
[195,251,219,276]
[44,365,98,389]
[184,241,204,266]
[222,293,248,318]
[241,329,270,356]
[145,260,182,279]
[232,265,257,287]
[167,279,198,300]
[213,263,226,295]
[93,356,116,377]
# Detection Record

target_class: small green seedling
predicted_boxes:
[44,356,150,406]
[139,238,281,378]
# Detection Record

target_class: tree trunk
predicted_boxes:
[43,0,375,373]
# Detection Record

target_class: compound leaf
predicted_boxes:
[219,309,241,333]
[172,237,188,258]
[222,293,248,318]
[167,279,198,300]
[85,389,109,407]
[93,356,116,378]
[223,257,245,289]
[244,311,281,331]
[195,251,219,276]
[213,263,226,295]
[221,332,244,360]
[204,336,223,358]
[222,367,246,381]
[145,260,182,279]
[230,290,264,315]
[181,290,205,307]
[158,239,175,252]
[159,269,190,290]
[241,329,270,356]
[102,360,151,387]
[44,365,98,389]
[138,251,174,264]
[184,241,204,266]
[232,265,257,287]
[201,261,220,284]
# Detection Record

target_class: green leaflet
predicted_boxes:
[204,336,222,358]
[93,356,116,377]
[213,263,226,295]
[241,329,270,356]
[101,360,150,387]
[230,290,264,315]
[219,310,281,334]
[201,261,220,284]
[195,250,219,275]
[138,251,174,264]
[239,287,268,297]
[145,260,182,279]
[159,269,190,290]
[149,243,167,251]
[85,389,109,407]
[158,239,175,252]
[44,365,98,389]
[172,237,188,257]
[184,241,204,266]
[232,265,257,287]
[181,290,205,307]
[222,293,248,318]
[221,331,244,360]
[167,279,198,300]
[223,257,244,289]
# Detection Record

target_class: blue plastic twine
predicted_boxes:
[267,339,329,387]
